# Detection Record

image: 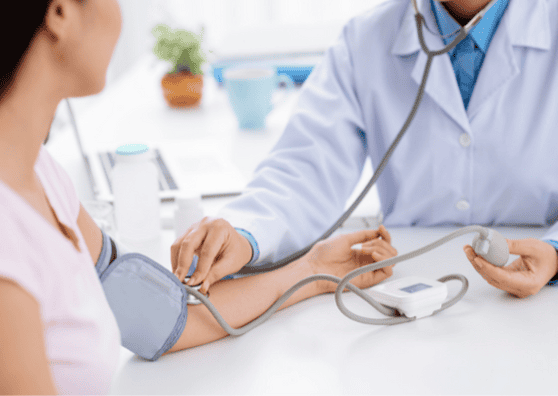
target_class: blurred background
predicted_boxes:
[108,0,387,84]
[51,0,389,133]
[48,0,390,225]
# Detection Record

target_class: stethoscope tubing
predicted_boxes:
[184,226,484,332]
[236,4,472,275]
[183,1,499,332]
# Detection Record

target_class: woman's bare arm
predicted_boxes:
[0,278,57,395]
[77,203,103,265]
[165,227,396,354]
[76,201,397,356]
[165,256,318,353]
[0,203,105,395]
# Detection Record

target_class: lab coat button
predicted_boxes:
[456,200,470,211]
[459,133,471,148]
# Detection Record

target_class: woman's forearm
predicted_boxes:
[165,258,321,354]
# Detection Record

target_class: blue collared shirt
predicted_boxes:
[233,0,558,287]
[235,228,260,265]
[431,0,557,286]
[431,0,509,109]
[240,3,512,266]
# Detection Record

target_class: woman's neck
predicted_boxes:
[0,43,63,193]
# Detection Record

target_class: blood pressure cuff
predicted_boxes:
[95,231,196,361]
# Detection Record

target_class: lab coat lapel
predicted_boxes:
[466,28,517,120]
[393,0,471,134]
[412,40,471,134]
[467,0,549,119]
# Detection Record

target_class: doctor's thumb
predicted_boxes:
[506,239,533,257]
[506,239,523,254]
[199,278,212,295]
[199,270,220,294]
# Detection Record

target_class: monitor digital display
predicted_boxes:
[400,283,432,294]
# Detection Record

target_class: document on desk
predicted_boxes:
[153,139,247,199]
[86,138,247,202]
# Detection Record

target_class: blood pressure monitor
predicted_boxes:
[368,276,448,319]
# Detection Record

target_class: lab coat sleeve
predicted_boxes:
[218,22,368,265]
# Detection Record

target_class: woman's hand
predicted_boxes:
[306,225,398,293]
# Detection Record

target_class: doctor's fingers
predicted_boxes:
[187,229,228,288]
[171,223,201,273]
[171,226,210,282]
[506,238,541,258]
[463,245,532,297]
[477,255,543,297]
[199,252,242,294]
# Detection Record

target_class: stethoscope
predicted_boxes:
[233,0,499,276]
[183,0,505,330]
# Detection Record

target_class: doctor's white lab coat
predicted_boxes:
[219,0,558,265]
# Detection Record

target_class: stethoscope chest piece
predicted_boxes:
[182,277,209,305]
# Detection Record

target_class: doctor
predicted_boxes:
[172,0,558,298]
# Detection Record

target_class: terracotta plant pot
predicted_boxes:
[161,71,203,108]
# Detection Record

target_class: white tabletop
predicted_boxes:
[44,56,557,395]
[108,226,557,395]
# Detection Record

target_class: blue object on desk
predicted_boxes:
[224,69,295,129]
[213,61,315,85]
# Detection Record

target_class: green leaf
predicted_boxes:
[152,24,206,74]
[152,24,170,39]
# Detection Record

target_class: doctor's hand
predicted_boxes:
[171,217,253,294]
[307,225,397,293]
[464,239,558,298]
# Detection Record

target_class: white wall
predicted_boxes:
[106,0,389,84]
[51,0,388,133]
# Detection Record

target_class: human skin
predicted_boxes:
[436,0,558,295]
[436,0,494,23]
[165,227,396,354]
[0,1,398,393]
[464,240,558,298]
[0,0,121,393]
[173,0,558,298]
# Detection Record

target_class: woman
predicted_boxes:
[0,1,398,394]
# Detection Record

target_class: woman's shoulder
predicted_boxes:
[0,210,45,307]
[0,147,82,307]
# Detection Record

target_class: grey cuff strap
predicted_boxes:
[95,230,114,278]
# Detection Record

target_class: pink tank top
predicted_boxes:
[0,146,121,395]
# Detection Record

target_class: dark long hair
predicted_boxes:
[0,1,54,100]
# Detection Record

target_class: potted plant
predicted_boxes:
[152,24,207,108]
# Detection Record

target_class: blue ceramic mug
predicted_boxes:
[224,68,294,130]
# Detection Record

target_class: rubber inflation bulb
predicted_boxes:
[471,229,509,267]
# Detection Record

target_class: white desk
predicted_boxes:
[108,226,557,395]
[45,56,557,394]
